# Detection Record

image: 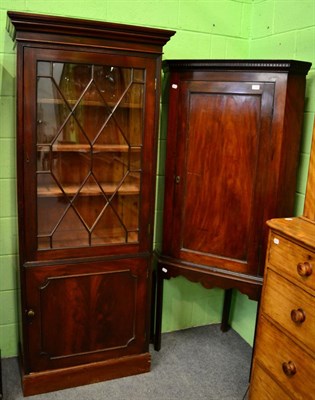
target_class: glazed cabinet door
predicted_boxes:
[20,47,157,262]
[23,257,149,372]
[164,79,275,276]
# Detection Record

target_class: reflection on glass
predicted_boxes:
[36,61,144,250]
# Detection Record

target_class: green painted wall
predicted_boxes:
[0,0,314,357]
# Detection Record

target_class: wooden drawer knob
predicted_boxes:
[290,308,306,324]
[297,262,312,277]
[282,361,297,377]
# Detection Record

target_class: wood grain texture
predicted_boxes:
[251,316,315,400]
[7,11,175,49]
[267,218,315,250]
[250,362,291,400]
[250,217,315,399]
[303,117,315,221]
[22,353,151,396]
[268,228,315,293]
[24,258,149,373]
[183,89,260,261]
[262,269,315,354]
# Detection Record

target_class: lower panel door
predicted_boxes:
[23,257,150,372]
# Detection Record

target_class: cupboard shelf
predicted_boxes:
[38,98,142,109]
[37,144,142,152]
[37,182,140,197]
[38,229,139,249]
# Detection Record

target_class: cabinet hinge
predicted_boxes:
[154,78,157,90]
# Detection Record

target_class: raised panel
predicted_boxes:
[24,257,148,372]
[172,80,274,275]
[182,88,260,260]
[40,271,137,357]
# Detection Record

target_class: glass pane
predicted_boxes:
[121,195,139,231]
[93,65,131,103]
[73,176,107,229]
[57,63,92,104]
[115,84,144,145]
[92,203,126,245]
[133,68,145,83]
[93,151,128,186]
[37,175,67,250]
[36,61,144,250]
[37,77,64,144]
[38,62,51,76]
[53,207,89,248]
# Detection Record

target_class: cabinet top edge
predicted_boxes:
[267,217,315,248]
[6,11,175,48]
[162,59,312,75]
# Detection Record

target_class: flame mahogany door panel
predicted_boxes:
[24,258,149,372]
[169,80,274,276]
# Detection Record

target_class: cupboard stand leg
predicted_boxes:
[150,269,157,344]
[154,266,164,351]
[221,289,233,332]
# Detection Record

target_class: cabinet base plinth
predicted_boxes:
[21,353,151,396]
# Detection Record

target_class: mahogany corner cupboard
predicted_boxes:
[7,11,174,395]
[154,59,311,350]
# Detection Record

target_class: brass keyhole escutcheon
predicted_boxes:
[27,309,35,319]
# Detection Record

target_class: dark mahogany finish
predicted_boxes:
[154,59,311,350]
[7,11,174,395]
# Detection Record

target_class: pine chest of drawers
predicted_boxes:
[249,217,315,400]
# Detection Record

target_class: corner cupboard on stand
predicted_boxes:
[154,59,311,350]
[7,11,174,396]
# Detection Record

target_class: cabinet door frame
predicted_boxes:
[19,46,158,262]
[163,73,277,276]
[23,256,149,372]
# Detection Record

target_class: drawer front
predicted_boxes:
[249,362,292,400]
[268,233,315,292]
[254,316,315,400]
[262,269,315,353]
